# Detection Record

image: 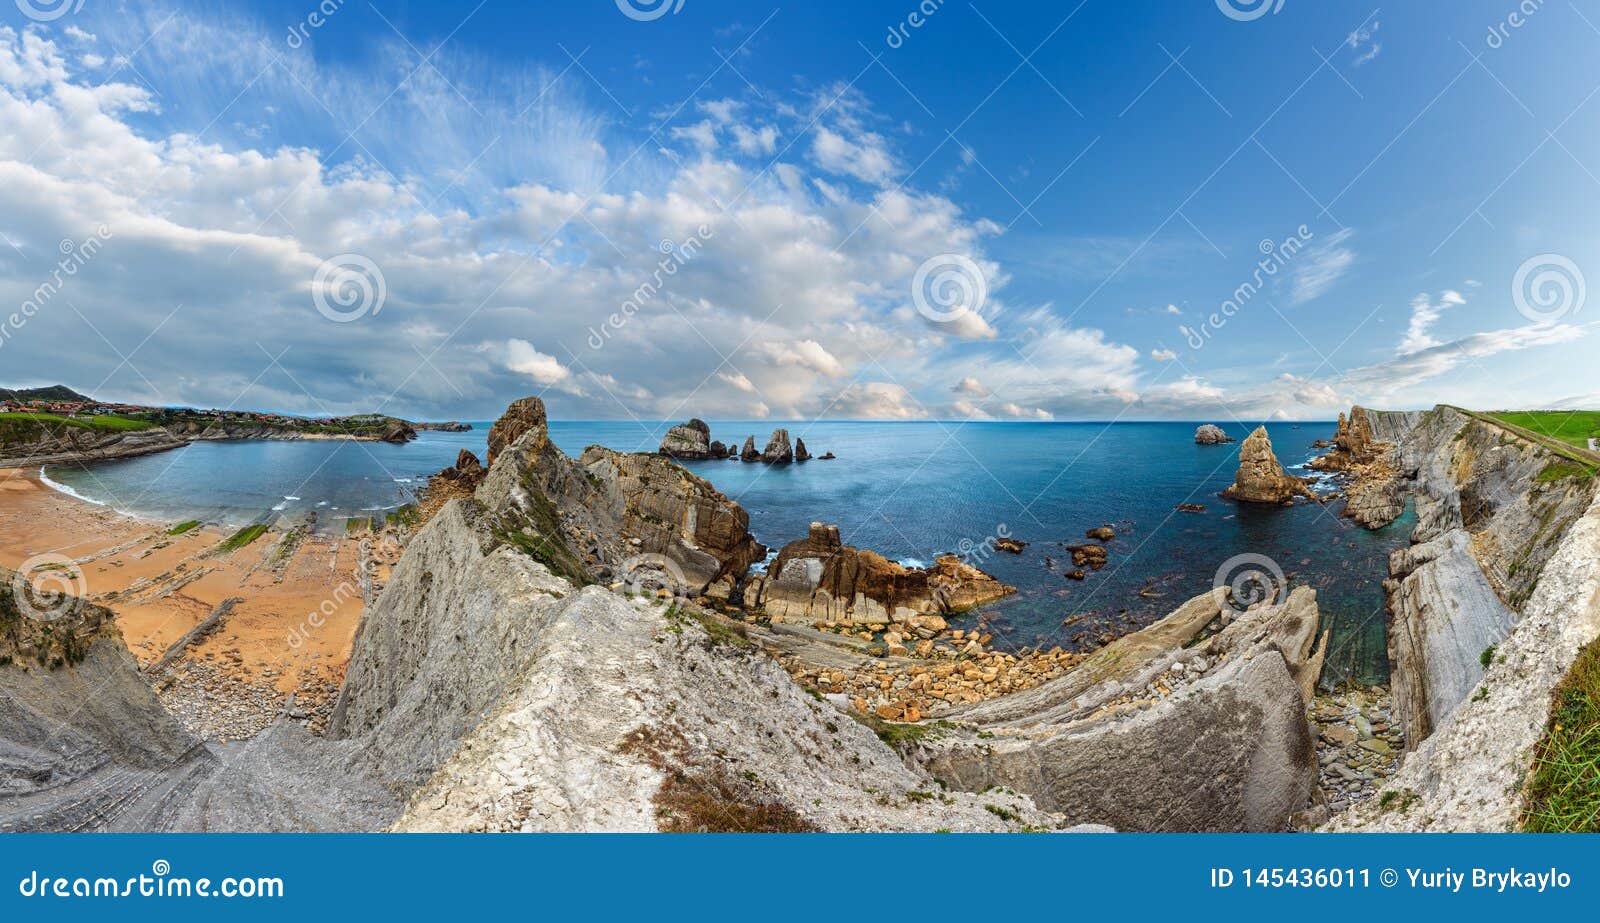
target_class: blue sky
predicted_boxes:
[0,0,1595,421]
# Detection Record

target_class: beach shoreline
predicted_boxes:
[1,466,379,737]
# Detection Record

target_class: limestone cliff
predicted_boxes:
[1329,485,1600,831]
[1373,407,1597,747]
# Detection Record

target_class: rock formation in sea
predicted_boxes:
[658,419,716,460]
[1220,426,1316,505]
[794,437,811,462]
[1307,407,1405,529]
[742,523,1015,625]
[1194,424,1234,445]
[761,428,795,464]
[739,435,760,462]
[920,586,1328,832]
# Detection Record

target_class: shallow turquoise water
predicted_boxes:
[43,419,1407,686]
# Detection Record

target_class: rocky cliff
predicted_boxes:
[0,424,189,468]
[1329,484,1600,831]
[1371,407,1598,747]
[919,586,1328,831]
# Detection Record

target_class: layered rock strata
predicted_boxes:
[919,586,1328,831]
[742,523,1015,625]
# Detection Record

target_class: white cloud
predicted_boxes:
[1398,289,1466,355]
[1347,21,1381,66]
[717,371,756,393]
[757,339,848,378]
[1166,304,1182,316]
[1291,229,1356,305]
[952,376,989,397]
[810,125,896,185]
[829,382,926,419]
[502,339,574,388]
[1150,348,1177,361]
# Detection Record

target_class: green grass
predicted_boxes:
[1538,461,1598,483]
[165,520,201,535]
[0,412,156,440]
[1522,638,1600,832]
[1488,410,1600,450]
[220,523,268,552]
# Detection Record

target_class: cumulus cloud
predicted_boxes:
[757,339,848,378]
[501,340,575,389]
[952,376,989,397]
[1150,348,1177,361]
[828,382,926,419]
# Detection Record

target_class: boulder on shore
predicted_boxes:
[745,522,1015,625]
[1195,424,1234,445]
[1220,427,1315,505]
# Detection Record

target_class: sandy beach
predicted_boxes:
[0,466,387,737]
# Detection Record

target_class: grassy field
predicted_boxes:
[1523,638,1600,832]
[0,412,156,437]
[1487,411,1600,450]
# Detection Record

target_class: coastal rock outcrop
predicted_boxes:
[472,398,765,595]
[1194,424,1234,445]
[1220,426,1315,505]
[658,419,715,460]
[761,429,794,464]
[1309,407,1405,529]
[743,523,1015,625]
[740,436,760,462]
[921,586,1328,832]
[0,572,207,831]
[380,420,418,444]
[485,395,547,467]
[0,423,189,468]
[794,438,811,462]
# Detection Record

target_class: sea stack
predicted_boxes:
[740,436,760,462]
[1194,424,1233,445]
[1220,426,1316,505]
[761,428,794,464]
[658,419,715,460]
[794,437,812,462]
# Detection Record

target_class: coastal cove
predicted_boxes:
[32,419,1408,686]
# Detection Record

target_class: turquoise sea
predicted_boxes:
[41,419,1410,687]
